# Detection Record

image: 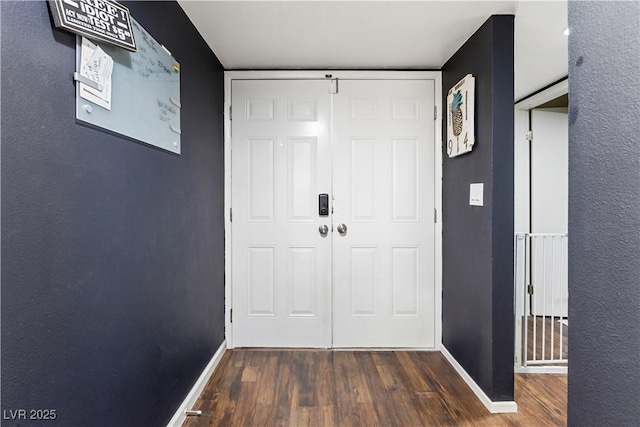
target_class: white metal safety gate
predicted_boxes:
[514,233,569,372]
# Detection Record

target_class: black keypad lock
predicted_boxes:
[319,194,329,216]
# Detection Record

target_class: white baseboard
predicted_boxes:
[167,340,227,427]
[440,345,518,414]
[333,347,439,351]
[515,365,567,374]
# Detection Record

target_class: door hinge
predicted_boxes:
[527,284,534,295]
[230,208,233,222]
[229,105,232,120]
[330,78,339,94]
[434,105,437,121]
[434,208,438,223]
[525,131,533,141]
[230,308,233,323]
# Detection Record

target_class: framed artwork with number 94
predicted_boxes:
[447,74,475,158]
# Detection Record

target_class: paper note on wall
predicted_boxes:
[79,37,113,110]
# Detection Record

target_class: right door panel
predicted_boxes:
[332,80,436,347]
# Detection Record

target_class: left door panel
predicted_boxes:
[231,80,332,347]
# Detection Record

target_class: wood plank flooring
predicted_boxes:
[183,350,567,427]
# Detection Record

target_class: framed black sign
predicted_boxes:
[48,0,136,51]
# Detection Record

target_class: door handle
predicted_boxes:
[337,223,347,236]
[319,224,329,237]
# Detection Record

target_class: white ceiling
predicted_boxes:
[178,0,568,100]
[514,0,568,100]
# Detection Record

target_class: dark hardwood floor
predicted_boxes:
[183,350,567,427]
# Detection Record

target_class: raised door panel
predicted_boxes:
[350,138,379,222]
[391,137,420,222]
[287,137,317,222]
[246,98,276,121]
[288,98,317,122]
[349,247,379,316]
[287,246,318,317]
[391,247,420,317]
[391,98,419,120]
[247,247,276,316]
[247,138,275,222]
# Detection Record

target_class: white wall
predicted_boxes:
[531,108,569,233]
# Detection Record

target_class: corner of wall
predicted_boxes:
[441,14,515,402]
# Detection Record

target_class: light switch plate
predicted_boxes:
[470,183,484,206]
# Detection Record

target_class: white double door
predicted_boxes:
[231,78,436,348]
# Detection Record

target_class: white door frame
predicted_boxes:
[224,70,443,349]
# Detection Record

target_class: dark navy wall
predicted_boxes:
[441,15,515,401]
[568,1,640,426]
[1,1,225,425]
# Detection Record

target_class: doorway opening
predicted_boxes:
[514,79,569,374]
[223,71,443,350]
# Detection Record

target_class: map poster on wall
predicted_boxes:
[75,18,181,154]
[447,74,475,158]
[49,0,136,51]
